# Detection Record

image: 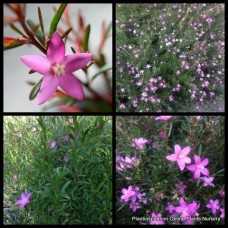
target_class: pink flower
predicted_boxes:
[201,176,214,187]
[176,70,180,75]
[119,103,126,109]
[63,135,70,142]
[206,199,220,214]
[158,131,166,137]
[219,189,225,197]
[149,212,165,225]
[155,116,172,121]
[220,208,224,218]
[129,202,140,212]
[15,192,32,210]
[121,186,135,203]
[168,95,174,102]
[13,174,18,180]
[21,32,93,104]
[63,155,69,164]
[166,203,176,215]
[50,140,57,149]
[116,155,137,171]
[166,145,191,171]
[68,118,74,124]
[187,155,209,179]
[132,138,148,150]
[175,198,200,218]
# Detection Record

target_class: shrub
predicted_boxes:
[116,4,224,112]
[4,116,112,224]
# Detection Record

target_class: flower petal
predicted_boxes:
[201,158,208,166]
[59,74,84,100]
[38,74,59,105]
[174,144,181,153]
[194,170,201,179]
[63,53,93,73]
[201,168,209,176]
[21,193,26,199]
[177,159,186,171]
[179,198,187,207]
[47,32,65,63]
[194,155,201,164]
[166,154,177,161]
[21,55,50,75]
[187,164,196,171]
[183,157,191,164]
[181,146,191,156]
[175,206,184,213]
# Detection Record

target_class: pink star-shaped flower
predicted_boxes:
[149,212,165,225]
[187,155,209,179]
[175,198,200,218]
[206,199,220,215]
[201,176,214,187]
[15,192,32,210]
[132,138,148,150]
[166,145,191,171]
[120,186,135,203]
[21,32,93,104]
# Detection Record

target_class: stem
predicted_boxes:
[20,20,46,54]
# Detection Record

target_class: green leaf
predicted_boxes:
[168,122,172,137]
[91,65,112,82]
[9,23,26,37]
[60,181,71,195]
[48,3,67,37]
[83,24,90,52]
[29,79,42,100]
[106,22,112,36]
[27,19,45,46]
[61,27,72,39]
[4,40,25,50]
[38,7,45,39]
[199,144,202,156]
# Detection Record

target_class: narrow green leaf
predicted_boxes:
[168,122,172,137]
[91,65,112,82]
[4,41,25,50]
[60,181,71,195]
[27,19,45,46]
[48,3,67,37]
[199,144,202,156]
[9,23,26,37]
[61,27,72,39]
[106,22,112,36]
[83,24,90,52]
[38,7,45,38]
[29,79,42,100]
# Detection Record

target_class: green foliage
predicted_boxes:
[4,116,112,224]
[116,4,224,112]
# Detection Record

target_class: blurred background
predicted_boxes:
[4,4,112,112]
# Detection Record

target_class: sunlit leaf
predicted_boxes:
[38,7,45,40]
[4,37,27,50]
[83,24,90,52]
[91,65,112,82]
[27,19,45,46]
[9,23,26,37]
[29,79,42,100]
[48,3,67,37]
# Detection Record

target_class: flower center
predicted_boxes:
[197,165,204,170]
[178,154,184,159]
[52,63,65,76]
